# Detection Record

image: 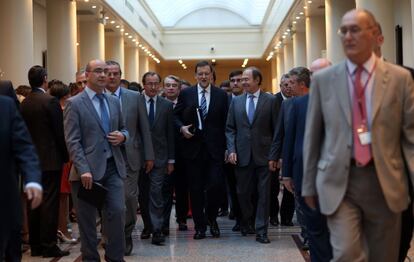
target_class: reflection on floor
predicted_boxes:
[22,209,309,262]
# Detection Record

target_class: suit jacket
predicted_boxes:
[0,80,19,108]
[302,59,414,215]
[142,95,175,168]
[120,88,154,171]
[226,91,279,167]
[0,96,41,246]
[20,89,68,171]
[282,95,309,192]
[268,97,294,160]
[64,90,128,181]
[174,85,228,161]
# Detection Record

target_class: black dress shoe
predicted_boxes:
[151,232,165,245]
[162,227,169,236]
[140,228,152,239]
[256,234,271,244]
[178,222,188,231]
[270,217,279,226]
[232,222,241,232]
[241,224,255,236]
[125,236,133,256]
[42,245,70,257]
[209,220,220,238]
[193,231,206,240]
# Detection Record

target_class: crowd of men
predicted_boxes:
[1,8,414,262]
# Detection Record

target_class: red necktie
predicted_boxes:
[352,66,372,166]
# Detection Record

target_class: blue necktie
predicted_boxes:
[200,89,207,120]
[96,93,110,134]
[148,98,155,125]
[248,94,255,124]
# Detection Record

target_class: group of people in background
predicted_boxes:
[2,8,414,262]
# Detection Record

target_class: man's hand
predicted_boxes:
[277,159,282,169]
[26,187,42,209]
[228,153,237,165]
[107,131,125,146]
[282,178,294,194]
[304,196,318,210]
[167,163,174,175]
[81,172,93,189]
[145,160,154,174]
[181,124,194,139]
[268,160,278,171]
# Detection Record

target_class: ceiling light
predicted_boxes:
[299,12,304,15]
[282,35,286,39]
[120,29,124,32]
[110,21,115,24]
[304,6,308,9]
[105,16,109,20]
[178,59,183,64]
[132,39,136,42]
[125,33,129,36]
[241,65,246,68]
[296,16,301,20]
[141,46,145,50]
[212,59,216,63]
[308,0,312,3]
[293,21,297,24]
[287,29,291,32]
[139,44,142,47]
[84,0,89,2]
[92,5,97,9]
[76,42,79,46]
[128,35,132,38]
[270,52,274,56]
[284,32,288,35]
[116,25,120,28]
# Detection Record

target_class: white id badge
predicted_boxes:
[358,131,371,145]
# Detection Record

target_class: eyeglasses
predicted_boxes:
[107,72,121,77]
[337,25,373,37]
[164,83,179,88]
[144,82,160,87]
[230,78,242,83]
[88,68,108,75]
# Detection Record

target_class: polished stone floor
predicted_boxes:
[22,209,309,262]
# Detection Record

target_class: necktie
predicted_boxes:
[96,93,110,134]
[352,66,372,166]
[148,98,155,125]
[248,94,255,124]
[200,89,207,120]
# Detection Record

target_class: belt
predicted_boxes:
[350,158,374,167]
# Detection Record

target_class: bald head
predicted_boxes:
[310,58,332,73]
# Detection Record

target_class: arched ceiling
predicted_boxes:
[143,0,272,28]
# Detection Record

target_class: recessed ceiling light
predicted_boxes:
[92,5,97,9]
[308,0,312,3]
[84,0,89,2]
[128,35,132,38]
[76,42,79,46]
[105,16,109,20]
[116,25,120,28]
[125,33,129,36]
[110,21,115,24]
[293,21,297,24]
[132,39,136,42]
[287,29,291,32]
[212,59,216,62]
[139,44,142,47]
[304,6,307,9]
[282,35,286,39]
[296,16,301,20]
[178,59,183,64]
[300,12,304,15]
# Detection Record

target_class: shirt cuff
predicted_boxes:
[168,159,175,164]
[25,182,43,191]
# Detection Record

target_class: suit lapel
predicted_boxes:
[241,94,249,124]
[334,62,352,126]
[206,87,216,119]
[371,59,388,123]
[81,92,106,134]
[120,89,128,120]
[153,96,162,126]
[105,93,117,131]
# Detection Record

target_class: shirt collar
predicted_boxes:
[106,86,121,98]
[346,52,377,75]
[37,87,46,93]
[281,91,288,100]
[144,93,157,103]
[85,86,98,100]
[247,89,261,98]
[197,84,211,94]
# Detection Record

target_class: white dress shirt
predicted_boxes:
[144,94,157,116]
[85,86,110,119]
[197,84,211,111]
[245,89,261,115]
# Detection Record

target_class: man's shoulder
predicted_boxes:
[122,88,139,97]
[0,95,14,108]
[158,96,173,107]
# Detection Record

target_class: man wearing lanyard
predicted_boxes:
[302,9,414,262]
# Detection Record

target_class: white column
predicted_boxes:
[46,0,77,84]
[79,20,105,67]
[271,56,278,94]
[325,0,355,64]
[105,35,125,70]
[306,15,326,66]
[276,51,285,88]
[124,46,139,82]
[283,43,294,73]
[293,31,307,67]
[0,0,33,86]
[355,0,395,62]
[139,52,149,81]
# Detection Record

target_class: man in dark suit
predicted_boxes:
[138,71,175,245]
[174,60,228,239]
[225,70,243,231]
[20,65,69,258]
[281,65,332,261]
[0,80,19,107]
[105,60,154,255]
[162,75,189,232]
[268,74,295,227]
[0,95,42,261]
[226,67,279,244]
[64,59,129,261]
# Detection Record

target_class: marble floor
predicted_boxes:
[21,210,309,262]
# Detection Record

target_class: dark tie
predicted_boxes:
[248,94,255,124]
[148,98,155,125]
[96,93,110,134]
[200,89,207,120]
[352,66,372,166]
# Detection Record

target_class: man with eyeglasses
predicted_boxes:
[64,59,129,261]
[174,60,228,240]
[302,9,414,262]
[138,72,174,245]
[105,60,154,255]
